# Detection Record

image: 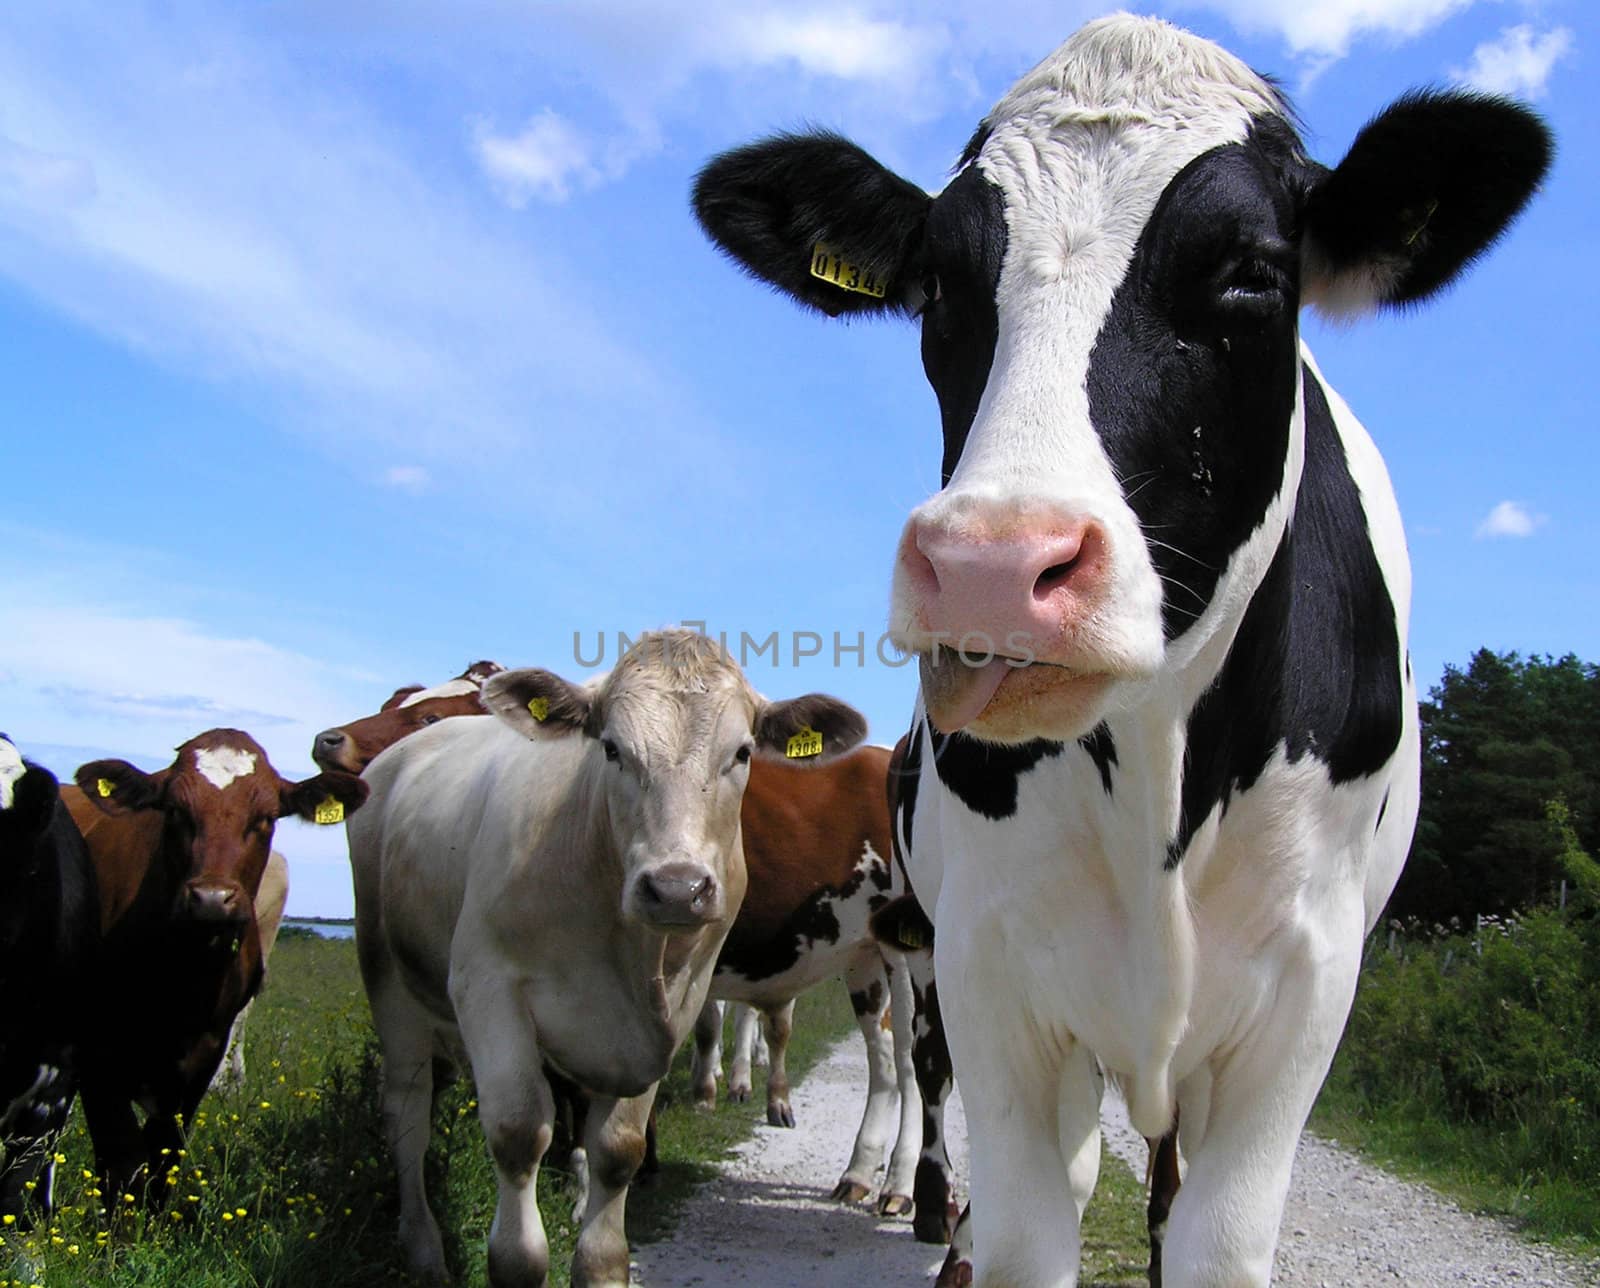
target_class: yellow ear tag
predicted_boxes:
[899,923,926,951]
[785,725,823,759]
[810,243,887,299]
[313,797,345,826]
[96,778,114,799]
[527,697,550,722]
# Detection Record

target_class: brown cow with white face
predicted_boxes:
[65,729,367,1201]
[311,661,504,774]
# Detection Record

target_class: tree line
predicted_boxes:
[1388,648,1600,926]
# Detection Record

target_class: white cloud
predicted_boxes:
[1451,24,1573,99]
[382,464,432,494]
[1475,500,1547,539]
[716,9,948,83]
[473,110,603,206]
[1175,0,1474,61]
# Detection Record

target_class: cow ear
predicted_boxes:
[481,668,594,740]
[281,770,369,824]
[869,893,935,954]
[76,759,164,815]
[1302,90,1552,318]
[693,130,932,319]
[460,660,505,685]
[381,685,424,712]
[754,694,868,764]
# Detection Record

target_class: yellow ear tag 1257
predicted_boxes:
[314,797,345,826]
[96,778,114,799]
[786,725,823,759]
[527,697,550,722]
[810,243,887,299]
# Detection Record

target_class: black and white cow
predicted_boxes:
[694,16,1550,1285]
[0,736,99,1227]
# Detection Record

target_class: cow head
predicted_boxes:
[479,630,867,932]
[311,660,505,774]
[0,735,59,860]
[77,730,368,929]
[694,15,1551,744]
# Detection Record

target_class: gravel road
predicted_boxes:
[633,1033,1599,1287]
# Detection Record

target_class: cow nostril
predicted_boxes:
[1035,560,1078,595]
[316,730,346,748]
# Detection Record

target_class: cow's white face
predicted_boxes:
[0,736,24,812]
[895,45,1311,743]
[481,630,868,933]
[693,13,1549,743]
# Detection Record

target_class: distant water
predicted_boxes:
[284,918,355,940]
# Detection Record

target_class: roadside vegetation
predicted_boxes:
[1316,649,1600,1258]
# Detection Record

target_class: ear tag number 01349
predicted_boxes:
[810,243,887,299]
[786,725,823,759]
[314,797,345,825]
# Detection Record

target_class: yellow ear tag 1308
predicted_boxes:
[314,797,345,826]
[786,726,823,759]
[96,778,114,798]
[527,697,550,722]
[810,243,887,299]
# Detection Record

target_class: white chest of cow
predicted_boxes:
[694,14,1548,1285]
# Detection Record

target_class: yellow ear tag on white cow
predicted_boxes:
[96,778,115,799]
[810,243,887,299]
[314,797,345,825]
[786,726,823,759]
[527,697,550,722]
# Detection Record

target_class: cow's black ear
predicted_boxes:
[75,759,164,815]
[282,771,369,824]
[693,130,932,318]
[481,668,594,740]
[754,693,868,763]
[1302,90,1553,316]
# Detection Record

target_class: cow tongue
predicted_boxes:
[919,650,1012,733]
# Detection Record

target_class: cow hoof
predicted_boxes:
[934,1248,966,1286]
[829,1179,871,1204]
[728,1085,751,1103]
[877,1192,912,1217]
[913,1206,954,1245]
[766,1102,796,1128]
[693,1093,717,1111]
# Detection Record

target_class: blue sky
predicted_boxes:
[2,1,1592,916]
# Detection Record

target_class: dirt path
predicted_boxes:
[633,1034,1598,1287]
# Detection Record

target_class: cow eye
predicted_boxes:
[1216,260,1290,320]
[915,271,942,317]
[734,744,752,765]
[419,713,441,725]
[602,739,621,764]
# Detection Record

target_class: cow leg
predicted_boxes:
[726,1003,759,1102]
[571,1088,655,1288]
[690,998,723,1109]
[1161,940,1360,1288]
[371,991,448,1285]
[935,1204,973,1288]
[908,955,958,1245]
[760,999,796,1128]
[945,981,1102,1288]
[78,1077,145,1212]
[1146,1125,1181,1287]
[454,977,556,1288]
[829,954,898,1205]
[880,950,922,1214]
[0,1066,74,1227]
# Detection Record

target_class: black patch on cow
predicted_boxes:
[929,730,1064,820]
[1087,125,1306,642]
[1165,367,1405,867]
[1376,787,1390,833]
[1079,724,1117,796]
[850,980,885,1018]
[917,165,1008,484]
[955,123,992,172]
[715,866,862,984]
[893,719,924,857]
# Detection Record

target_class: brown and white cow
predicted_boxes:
[64,730,366,1200]
[311,660,504,775]
[349,630,866,1287]
[320,664,921,1213]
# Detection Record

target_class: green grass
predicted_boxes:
[1078,1146,1153,1288]
[1311,1078,1600,1264]
[0,936,861,1287]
